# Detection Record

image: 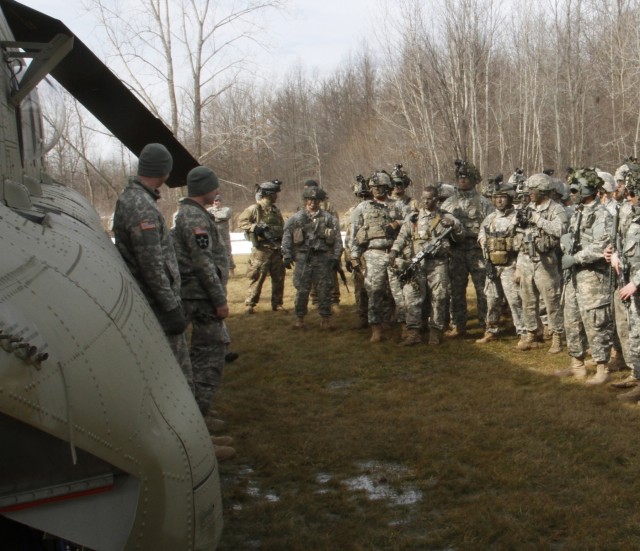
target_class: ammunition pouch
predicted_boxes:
[355,224,387,246]
[535,234,558,254]
[325,227,336,245]
[489,251,509,265]
[293,227,305,245]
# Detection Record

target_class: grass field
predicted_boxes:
[217,255,640,550]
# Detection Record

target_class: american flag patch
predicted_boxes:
[140,220,156,231]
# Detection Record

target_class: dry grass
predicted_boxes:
[217,255,640,550]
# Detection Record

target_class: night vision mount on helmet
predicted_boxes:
[391,163,412,189]
[454,159,481,184]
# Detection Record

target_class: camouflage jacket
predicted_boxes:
[281,208,342,261]
[350,198,409,259]
[512,198,568,256]
[207,204,233,257]
[112,176,181,313]
[237,198,285,250]
[441,189,494,248]
[391,208,463,259]
[172,198,228,306]
[624,215,640,287]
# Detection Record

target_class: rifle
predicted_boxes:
[560,205,583,303]
[255,221,281,248]
[398,227,453,284]
[336,263,350,293]
[482,232,499,281]
[611,203,631,313]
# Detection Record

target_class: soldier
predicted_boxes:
[344,175,372,329]
[350,171,408,342]
[172,166,235,460]
[112,143,193,391]
[513,173,568,353]
[302,179,342,310]
[237,180,286,314]
[607,164,640,398]
[390,186,463,345]
[207,193,236,275]
[390,163,419,214]
[282,187,342,330]
[477,181,525,343]
[441,159,495,337]
[554,169,613,384]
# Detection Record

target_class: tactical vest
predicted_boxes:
[355,201,393,247]
[292,212,337,250]
[485,211,516,265]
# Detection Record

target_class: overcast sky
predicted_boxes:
[24,0,385,78]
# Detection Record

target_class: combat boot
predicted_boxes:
[401,324,410,341]
[444,325,466,338]
[245,305,255,315]
[320,317,334,331]
[610,375,639,389]
[272,304,288,313]
[608,349,627,372]
[294,317,306,330]
[516,331,539,351]
[400,329,422,347]
[214,445,236,462]
[355,316,369,330]
[617,386,640,403]
[370,324,384,343]
[585,362,611,385]
[554,357,587,379]
[475,329,498,344]
[428,328,442,345]
[542,324,552,341]
[547,333,563,354]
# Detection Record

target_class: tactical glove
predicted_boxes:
[283,257,293,269]
[345,260,353,273]
[254,222,267,237]
[351,258,361,272]
[387,250,398,263]
[159,304,188,335]
[441,217,454,228]
[561,254,576,271]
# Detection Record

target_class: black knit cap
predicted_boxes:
[187,166,219,197]
[137,143,173,177]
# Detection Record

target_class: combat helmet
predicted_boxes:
[353,174,371,198]
[525,173,555,192]
[567,168,603,200]
[624,163,640,195]
[302,186,326,200]
[454,159,481,185]
[391,163,412,189]
[369,171,392,189]
[491,180,515,199]
[257,179,281,194]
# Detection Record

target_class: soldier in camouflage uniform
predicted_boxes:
[390,187,463,345]
[172,167,236,460]
[390,164,420,214]
[350,171,409,343]
[512,173,568,353]
[441,160,494,337]
[302,179,343,309]
[554,169,613,384]
[477,181,525,343]
[282,187,342,330]
[344,175,372,329]
[237,180,286,313]
[112,143,193,392]
[173,167,229,415]
[607,165,640,398]
[207,193,235,274]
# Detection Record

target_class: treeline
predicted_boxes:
[45,0,640,223]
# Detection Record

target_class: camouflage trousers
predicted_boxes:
[484,262,524,335]
[293,251,334,318]
[403,257,449,331]
[312,268,340,305]
[448,246,487,328]
[563,276,612,362]
[183,299,226,417]
[352,257,369,322]
[625,295,640,377]
[613,288,635,369]
[166,332,195,394]
[363,249,401,325]
[245,246,285,308]
[517,252,564,334]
